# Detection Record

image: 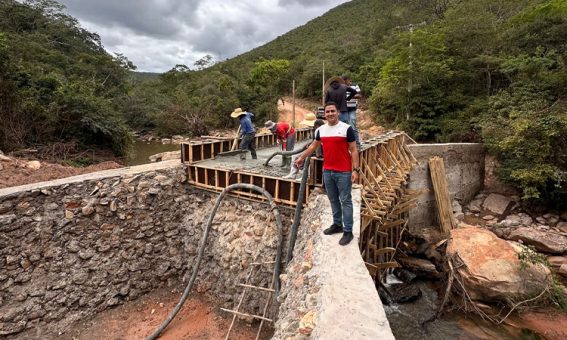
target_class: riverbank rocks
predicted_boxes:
[508,227,567,254]
[24,160,41,170]
[482,193,513,216]
[447,226,551,303]
[396,257,440,279]
[148,151,180,162]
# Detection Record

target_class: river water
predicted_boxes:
[126,140,180,166]
[383,277,544,340]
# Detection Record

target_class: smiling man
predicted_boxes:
[294,101,360,246]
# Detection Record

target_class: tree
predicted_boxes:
[193,54,215,70]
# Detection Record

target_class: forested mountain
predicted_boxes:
[0,0,565,205]
[0,0,133,156]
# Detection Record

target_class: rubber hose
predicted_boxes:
[147,183,284,340]
[285,156,311,263]
[263,148,304,167]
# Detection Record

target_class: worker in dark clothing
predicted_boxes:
[231,107,257,160]
[324,76,358,124]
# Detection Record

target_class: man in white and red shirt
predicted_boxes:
[294,102,360,245]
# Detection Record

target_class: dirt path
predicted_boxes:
[277,97,317,125]
[58,288,266,340]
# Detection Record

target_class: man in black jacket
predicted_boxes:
[324,76,358,124]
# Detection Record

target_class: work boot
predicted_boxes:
[339,231,354,246]
[283,167,298,179]
[280,156,287,167]
[323,224,343,235]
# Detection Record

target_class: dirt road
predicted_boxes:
[277,97,316,126]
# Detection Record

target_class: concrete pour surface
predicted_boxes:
[197,140,312,178]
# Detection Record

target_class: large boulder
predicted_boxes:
[397,256,440,279]
[447,226,551,303]
[508,227,567,254]
[482,193,513,216]
[148,151,180,162]
[24,160,41,170]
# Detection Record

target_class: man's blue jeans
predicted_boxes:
[339,111,349,124]
[323,170,353,232]
[347,108,361,147]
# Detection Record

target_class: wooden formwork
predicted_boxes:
[181,128,312,164]
[358,132,423,283]
[187,164,312,207]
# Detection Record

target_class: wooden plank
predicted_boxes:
[237,284,275,292]
[220,308,273,323]
[231,126,241,151]
[429,156,457,233]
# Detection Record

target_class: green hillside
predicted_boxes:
[0,0,133,156]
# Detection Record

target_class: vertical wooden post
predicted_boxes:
[292,80,296,127]
[322,61,325,106]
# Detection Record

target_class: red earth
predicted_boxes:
[60,288,268,340]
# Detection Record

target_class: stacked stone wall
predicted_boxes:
[0,165,290,337]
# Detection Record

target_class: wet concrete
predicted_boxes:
[198,140,312,178]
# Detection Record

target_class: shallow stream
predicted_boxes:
[126,140,180,166]
[383,276,544,340]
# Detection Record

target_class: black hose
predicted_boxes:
[285,156,311,263]
[147,184,284,340]
[263,148,304,167]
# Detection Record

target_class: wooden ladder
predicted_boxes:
[222,260,277,340]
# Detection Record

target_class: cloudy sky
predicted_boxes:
[57,0,350,72]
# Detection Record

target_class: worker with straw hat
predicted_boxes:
[231,108,257,160]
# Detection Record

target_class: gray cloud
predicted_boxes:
[277,0,335,7]
[58,0,349,72]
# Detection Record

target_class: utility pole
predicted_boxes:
[395,21,427,121]
[321,61,326,106]
[292,80,296,127]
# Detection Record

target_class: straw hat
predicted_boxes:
[299,113,317,127]
[264,120,276,130]
[324,76,345,90]
[230,108,246,118]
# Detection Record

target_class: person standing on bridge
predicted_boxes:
[324,76,358,125]
[294,101,360,246]
[265,120,296,167]
[231,108,257,161]
[342,75,362,149]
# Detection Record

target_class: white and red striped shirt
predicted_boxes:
[315,121,355,172]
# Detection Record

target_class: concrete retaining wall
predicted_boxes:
[407,143,485,232]
[0,161,289,338]
[273,190,394,339]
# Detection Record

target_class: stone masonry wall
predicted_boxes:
[407,143,485,232]
[0,164,290,338]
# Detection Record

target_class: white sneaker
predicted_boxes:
[282,173,296,180]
